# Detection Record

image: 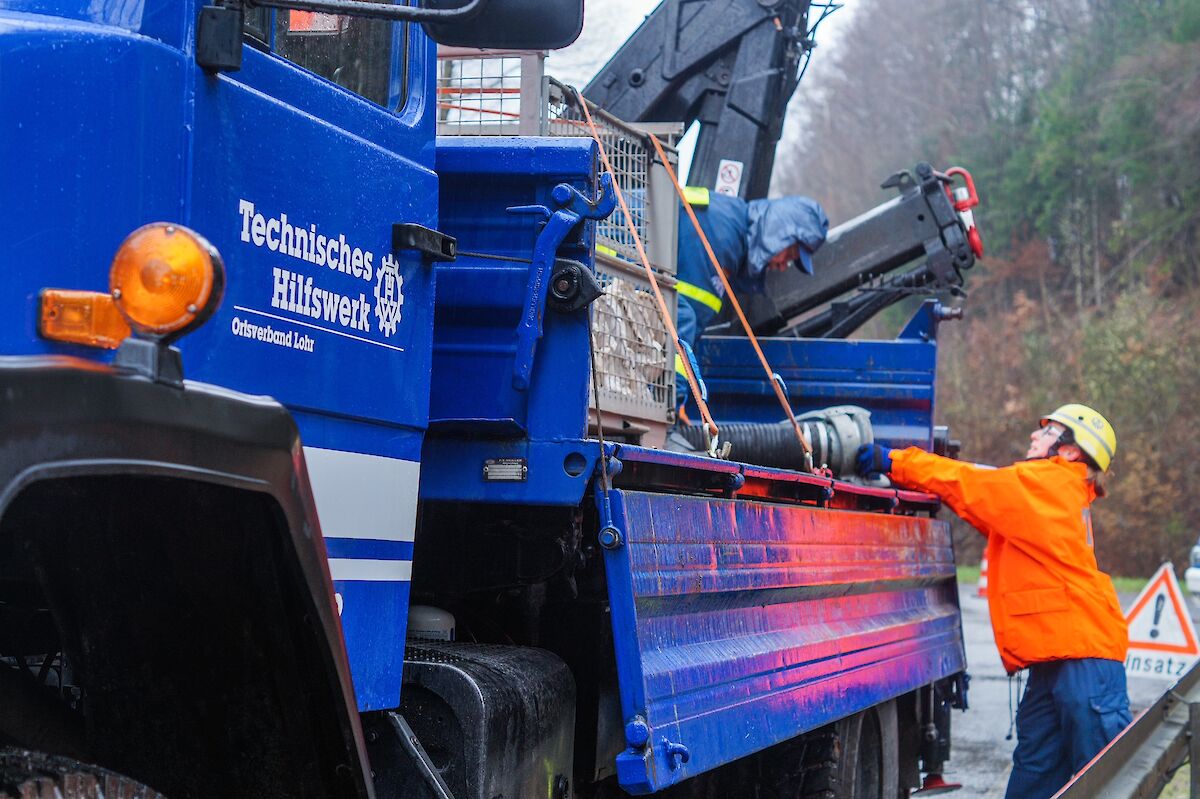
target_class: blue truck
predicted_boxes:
[0,1,971,796]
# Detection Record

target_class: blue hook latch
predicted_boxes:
[661,737,690,771]
[508,173,616,391]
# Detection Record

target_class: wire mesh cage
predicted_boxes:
[435,49,680,443]
[435,53,676,274]
[545,79,655,270]
[590,254,676,446]
[436,47,547,136]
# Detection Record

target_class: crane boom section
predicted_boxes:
[585,0,812,200]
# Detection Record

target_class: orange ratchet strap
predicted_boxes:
[573,88,722,457]
[647,135,815,471]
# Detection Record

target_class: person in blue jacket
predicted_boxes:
[673,189,829,410]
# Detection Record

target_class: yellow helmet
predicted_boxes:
[1040,403,1117,472]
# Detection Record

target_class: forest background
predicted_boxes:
[773,0,1200,576]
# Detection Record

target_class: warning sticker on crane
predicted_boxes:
[1124,562,1200,681]
[714,159,744,197]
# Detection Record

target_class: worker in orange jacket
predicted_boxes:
[857,404,1130,799]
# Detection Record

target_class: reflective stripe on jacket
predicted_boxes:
[676,193,749,304]
[676,280,723,313]
[889,448,1128,673]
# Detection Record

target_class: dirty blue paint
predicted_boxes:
[603,488,965,794]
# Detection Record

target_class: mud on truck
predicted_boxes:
[0,0,979,796]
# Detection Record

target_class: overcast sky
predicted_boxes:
[548,2,855,87]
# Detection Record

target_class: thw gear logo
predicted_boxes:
[374,254,404,337]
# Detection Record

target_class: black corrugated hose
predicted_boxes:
[674,406,873,476]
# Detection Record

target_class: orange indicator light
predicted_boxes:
[38,289,131,349]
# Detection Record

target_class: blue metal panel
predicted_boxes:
[696,301,945,450]
[2,1,140,25]
[421,137,602,506]
[0,12,189,361]
[0,2,182,41]
[290,409,425,462]
[430,137,595,436]
[0,4,436,430]
[419,438,600,506]
[324,537,415,710]
[334,579,412,706]
[183,38,436,435]
[602,488,964,794]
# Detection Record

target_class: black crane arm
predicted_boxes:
[584,4,981,338]
[583,0,815,201]
[740,163,978,336]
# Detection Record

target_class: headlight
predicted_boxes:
[1189,545,1200,568]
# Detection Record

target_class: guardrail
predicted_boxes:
[1055,660,1200,798]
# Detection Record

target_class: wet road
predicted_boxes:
[947,584,1199,795]
[943,587,1015,796]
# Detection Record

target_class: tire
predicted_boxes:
[0,748,166,799]
[794,703,900,799]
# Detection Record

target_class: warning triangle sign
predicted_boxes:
[1124,563,1200,682]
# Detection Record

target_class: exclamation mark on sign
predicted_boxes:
[1150,594,1166,639]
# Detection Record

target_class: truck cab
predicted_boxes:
[0,2,578,795]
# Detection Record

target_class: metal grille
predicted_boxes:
[591,255,675,422]
[436,47,546,136]
[405,646,467,664]
[547,79,654,269]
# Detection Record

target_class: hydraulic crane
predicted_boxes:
[584,0,817,202]
[585,0,983,338]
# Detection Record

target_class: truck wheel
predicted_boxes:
[796,704,899,799]
[0,748,166,799]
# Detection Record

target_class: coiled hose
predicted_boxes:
[675,405,874,476]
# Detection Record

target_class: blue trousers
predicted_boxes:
[1005,659,1132,799]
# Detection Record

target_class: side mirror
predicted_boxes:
[421,0,584,50]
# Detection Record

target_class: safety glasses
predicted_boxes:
[1035,423,1066,440]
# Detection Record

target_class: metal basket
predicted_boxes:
[436,50,679,275]
[436,47,548,136]
[589,254,676,447]
[546,79,680,276]
[436,48,679,442]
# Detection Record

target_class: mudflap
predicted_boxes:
[600,488,965,794]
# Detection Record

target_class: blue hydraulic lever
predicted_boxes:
[508,173,616,391]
